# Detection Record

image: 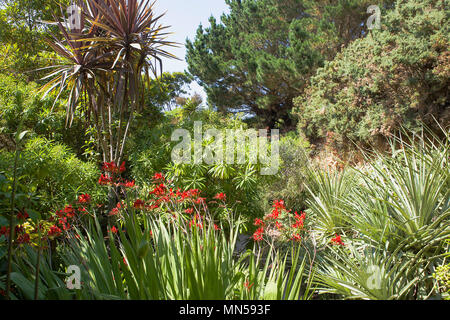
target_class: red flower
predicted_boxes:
[272,199,286,210]
[102,161,121,173]
[152,173,165,181]
[188,189,200,197]
[119,161,126,173]
[252,227,264,241]
[64,205,76,218]
[150,184,166,196]
[275,221,283,230]
[110,226,118,234]
[48,225,62,237]
[291,233,302,242]
[265,208,280,220]
[331,234,345,246]
[121,180,135,188]
[17,210,29,220]
[244,280,254,291]
[195,197,206,204]
[78,194,91,204]
[16,233,30,244]
[0,226,9,237]
[78,207,88,215]
[254,218,264,226]
[214,224,221,231]
[184,208,194,214]
[133,199,145,209]
[214,192,226,201]
[109,208,119,216]
[98,174,113,185]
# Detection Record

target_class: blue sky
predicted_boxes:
[153,1,230,102]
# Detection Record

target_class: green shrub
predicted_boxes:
[0,73,90,158]
[0,136,105,212]
[127,109,273,223]
[293,0,449,149]
[261,131,311,212]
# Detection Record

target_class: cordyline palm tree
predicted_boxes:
[40,0,177,205]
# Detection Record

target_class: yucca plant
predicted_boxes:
[311,126,449,299]
[316,241,420,300]
[343,128,450,254]
[239,244,316,300]
[304,167,355,241]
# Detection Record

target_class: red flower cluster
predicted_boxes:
[330,234,345,246]
[17,210,29,220]
[0,226,9,238]
[252,200,307,243]
[252,227,264,241]
[214,193,226,201]
[78,194,91,204]
[133,199,145,209]
[244,280,254,291]
[98,174,113,185]
[122,180,135,188]
[253,218,264,226]
[265,208,280,220]
[102,161,126,174]
[150,183,167,196]
[292,211,306,229]
[48,225,62,237]
[272,199,286,210]
[152,173,165,181]
[98,161,135,188]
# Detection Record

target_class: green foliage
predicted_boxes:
[8,207,315,300]
[260,131,311,212]
[306,128,449,299]
[317,242,421,300]
[434,261,450,300]
[143,72,193,112]
[304,168,356,239]
[0,137,104,211]
[186,0,393,127]
[0,73,90,158]
[186,0,323,128]
[128,109,271,221]
[294,0,449,147]
[0,0,68,80]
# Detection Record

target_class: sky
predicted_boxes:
[152,0,230,103]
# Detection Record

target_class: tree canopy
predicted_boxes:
[186,0,394,129]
